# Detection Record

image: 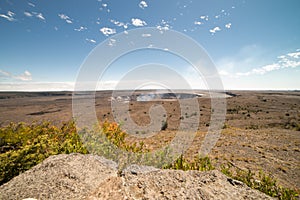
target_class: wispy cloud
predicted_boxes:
[24,11,45,21]
[99,3,110,12]
[110,19,128,29]
[209,26,221,34]
[156,25,169,31]
[0,82,74,92]
[156,19,171,32]
[200,15,209,21]
[24,11,33,17]
[74,26,87,32]
[28,2,35,7]
[0,70,32,81]
[99,27,116,36]
[108,38,116,46]
[220,50,300,77]
[131,18,147,27]
[142,33,151,37]
[58,14,73,24]
[225,23,232,29]
[286,51,300,59]
[86,38,96,43]
[0,11,16,21]
[35,12,45,21]
[139,1,148,9]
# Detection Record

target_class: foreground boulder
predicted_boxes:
[0,154,273,200]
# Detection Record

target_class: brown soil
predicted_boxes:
[0,90,299,190]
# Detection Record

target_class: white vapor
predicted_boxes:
[131,18,147,27]
[24,11,33,17]
[35,13,45,21]
[220,50,300,77]
[0,70,32,81]
[139,1,148,9]
[86,38,96,43]
[0,11,16,21]
[58,14,73,24]
[100,27,116,36]
[209,26,221,34]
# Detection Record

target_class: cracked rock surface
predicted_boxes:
[0,154,273,200]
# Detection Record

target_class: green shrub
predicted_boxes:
[0,121,87,185]
[1,120,298,199]
[164,154,214,171]
[220,163,299,199]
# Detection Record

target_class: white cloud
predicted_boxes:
[0,70,32,81]
[156,26,170,31]
[0,82,74,92]
[156,20,171,32]
[0,14,14,21]
[15,70,32,81]
[99,3,110,12]
[58,14,73,24]
[236,63,281,76]
[99,27,116,36]
[220,50,300,77]
[139,1,148,9]
[24,11,33,17]
[108,38,116,46]
[200,15,209,21]
[110,19,128,29]
[86,38,96,43]
[225,23,232,29]
[0,70,10,77]
[34,12,45,21]
[287,52,300,59]
[142,33,151,37]
[0,11,15,21]
[75,26,87,32]
[156,25,169,31]
[218,70,230,76]
[96,18,101,25]
[7,11,15,17]
[194,21,202,25]
[28,2,35,7]
[209,26,221,34]
[131,18,147,27]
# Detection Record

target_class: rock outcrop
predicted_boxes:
[0,154,273,200]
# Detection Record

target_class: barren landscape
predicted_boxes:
[0,90,299,192]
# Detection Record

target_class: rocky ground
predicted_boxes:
[0,154,274,200]
[0,90,299,191]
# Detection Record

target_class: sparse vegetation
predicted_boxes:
[0,119,299,199]
[0,121,88,185]
[221,163,299,199]
[163,154,214,171]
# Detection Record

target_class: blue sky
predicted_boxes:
[0,0,299,91]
